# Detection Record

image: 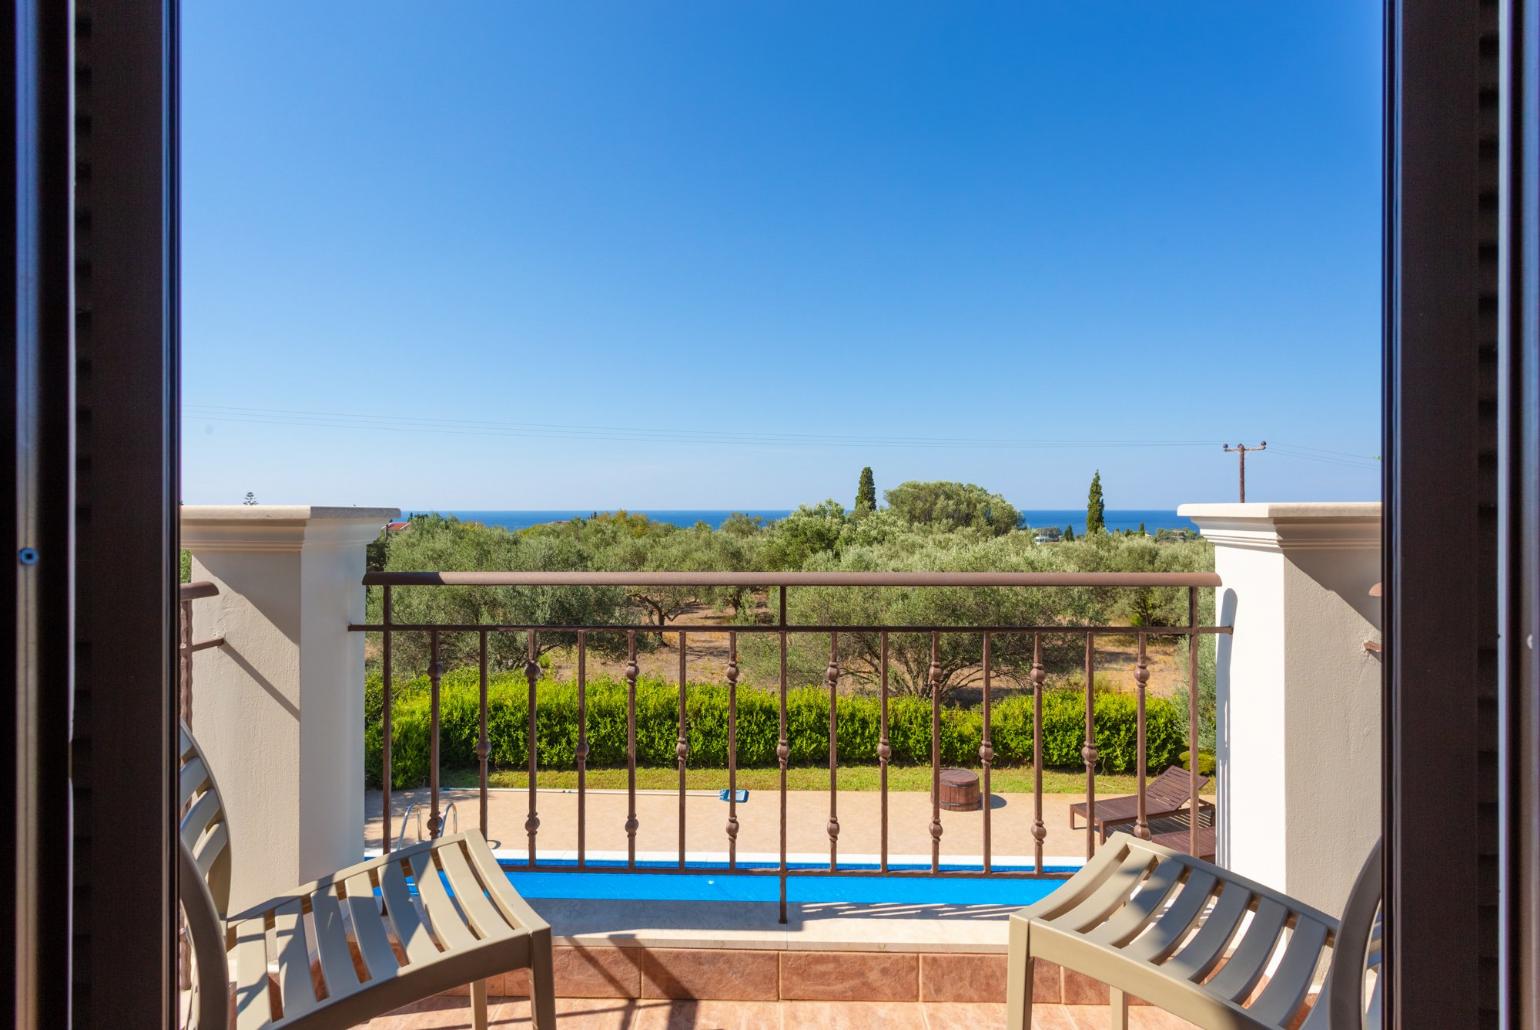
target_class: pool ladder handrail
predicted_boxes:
[396,801,458,849]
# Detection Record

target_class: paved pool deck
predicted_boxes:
[364,786,1211,955]
[365,786,1210,869]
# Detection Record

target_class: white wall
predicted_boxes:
[1179,502,1381,916]
[182,505,397,909]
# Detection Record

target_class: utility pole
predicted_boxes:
[1222,441,1267,502]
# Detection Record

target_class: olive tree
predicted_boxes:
[883,481,1021,536]
[759,500,850,570]
[366,514,627,676]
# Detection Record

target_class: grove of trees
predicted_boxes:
[368,477,1215,705]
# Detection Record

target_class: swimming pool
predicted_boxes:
[497,858,1075,907]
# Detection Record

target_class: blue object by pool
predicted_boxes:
[496,859,1070,907]
[718,788,749,803]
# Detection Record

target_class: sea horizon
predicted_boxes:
[427,508,1198,535]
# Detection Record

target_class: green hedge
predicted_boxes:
[365,669,1187,789]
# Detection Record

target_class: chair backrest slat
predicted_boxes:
[179,725,232,914]
[1327,838,1384,1028]
[179,724,235,1030]
[180,835,232,1030]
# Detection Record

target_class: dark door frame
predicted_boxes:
[15,0,182,1026]
[1385,1,1505,1026]
[76,0,182,1023]
[1498,0,1540,1024]
[6,0,78,1024]
[7,0,1527,1024]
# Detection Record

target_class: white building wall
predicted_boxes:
[182,505,397,910]
[1180,502,1381,915]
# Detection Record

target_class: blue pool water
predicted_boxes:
[497,859,1072,907]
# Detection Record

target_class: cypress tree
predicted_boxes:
[855,467,877,513]
[1086,471,1106,535]
[1064,524,1076,542]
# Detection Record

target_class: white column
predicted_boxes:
[181,505,398,910]
[1177,502,1381,915]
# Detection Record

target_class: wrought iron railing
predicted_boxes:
[352,570,1227,922]
[178,581,225,730]
[177,580,225,996]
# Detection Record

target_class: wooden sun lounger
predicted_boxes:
[1069,765,1215,843]
[178,725,555,1030]
[1007,835,1384,1029]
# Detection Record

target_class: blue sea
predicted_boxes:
[429,508,1194,535]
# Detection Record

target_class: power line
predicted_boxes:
[182,403,1224,452]
[181,405,1384,471]
[1267,448,1381,471]
[1266,443,1381,470]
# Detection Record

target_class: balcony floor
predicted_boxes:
[362,996,1199,1028]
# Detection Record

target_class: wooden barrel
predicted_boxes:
[936,768,982,811]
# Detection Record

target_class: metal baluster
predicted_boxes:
[428,630,442,839]
[981,632,994,873]
[1082,633,1097,859]
[878,631,891,873]
[177,598,194,993]
[1030,634,1045,872]
[777,595,790,925]
[382,587,393,855]
[726,633,739,869]
[929,632,943,872]
[179,599,193,727]
[478,629,490,838]
[625,631,639,868]
[1134,633,1150,840]
[827,632,840,870]
[677,631,688,870]
[525,631,540,866]
[1188,587,1201,857]
[577,631,589,868]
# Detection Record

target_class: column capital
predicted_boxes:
[1178,502,1381,552]
[181,505,399,553]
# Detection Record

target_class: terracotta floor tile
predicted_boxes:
[1059,969,1111,1006]
[1022,1005,1086,1030]
[919,953,1007,1003]
[640,947,780,1000]
[781,1001,929,1029]
[1062,1004,1114,1030]
[631,999,784,1029]
[921,1001,1007,1029]
[1057,1004,1197,1030]
[361,995,530,1028]
[779,950,918,1002]
[362,996,637,1029]
[531,998,654,1029]
[1125,1008,1200,1029]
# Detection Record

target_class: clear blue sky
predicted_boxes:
[181,2,1383,510]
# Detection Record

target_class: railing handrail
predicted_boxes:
[364,570,1221,588]
[180,580,220,601]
